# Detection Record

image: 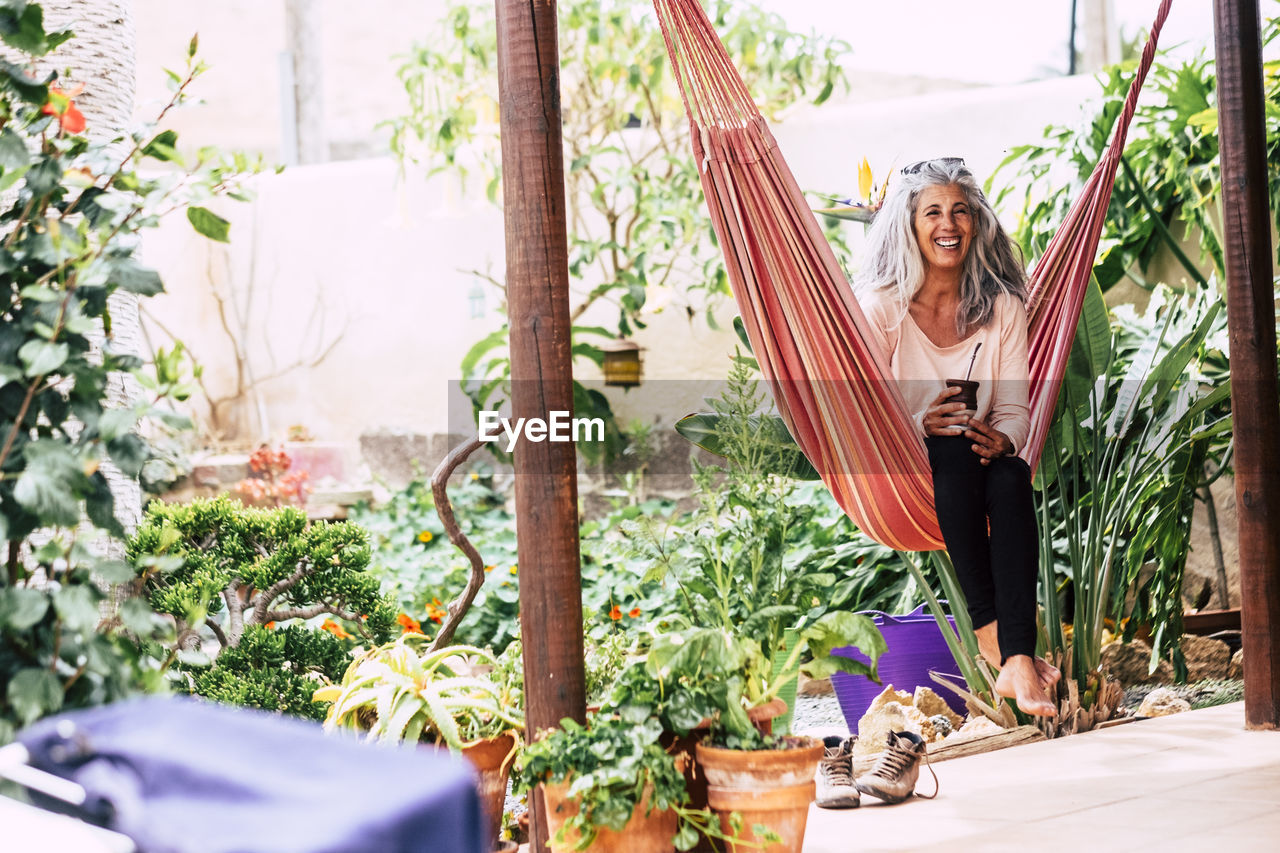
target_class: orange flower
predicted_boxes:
[424,598,448,625]
[397,613,423,634]
[629,607,641,619]
[484,564,495,573]
[264,621,276,630]
[321,618,352,640]
[42,83,87,134]
[609,605,622,621]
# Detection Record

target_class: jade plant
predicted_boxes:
[127,496,397,719]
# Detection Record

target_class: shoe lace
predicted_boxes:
[821,754,854,788]
[867,740,940,800]
[918,747,939,799]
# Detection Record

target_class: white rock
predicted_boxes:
[1137,687,1191,718]
[853,702,908,760]
[946,716,1004,741]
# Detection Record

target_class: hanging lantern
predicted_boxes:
[599,338,643,387]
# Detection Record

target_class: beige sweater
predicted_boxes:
[861,290,1031,453]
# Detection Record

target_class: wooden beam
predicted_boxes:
[1213,0,1280,730]
[494,0,587,848]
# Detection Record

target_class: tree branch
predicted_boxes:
[224,580,245,647]
[252,562,311,625]
[206,618,229,649]
[428,437,488,651]
[264,603,358,623]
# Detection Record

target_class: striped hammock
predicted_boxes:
[653,0,1173,551]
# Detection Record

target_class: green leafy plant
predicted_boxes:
[515,716,690,850]
[127,497,398,719]
[354,471,680,653]
[1037,280,1230,684]
[990,9,1280,290]
[514,712,765,853]
[606,621,880,751]
[315,636,522,750]
[0,4,260,741]
[387,0,853,459]
[631,357,886,741]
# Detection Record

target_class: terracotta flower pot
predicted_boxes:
[695,738,822,853]
[461,732,519,851]
[541,779,677,853]
[663,698,791,853]
[706,782,815,853]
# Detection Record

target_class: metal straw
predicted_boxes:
[964,342,982,381]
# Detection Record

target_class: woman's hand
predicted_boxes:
[965,418,1014,465]
[921,386,973,436]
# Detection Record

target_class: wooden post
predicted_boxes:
[494,0,587,848]
[1214,0,1280,729]
[285,0,326,164]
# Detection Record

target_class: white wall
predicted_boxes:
[141,74,1116,445]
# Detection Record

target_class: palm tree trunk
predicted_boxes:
[42,1,143,532]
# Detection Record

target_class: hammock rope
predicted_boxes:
[652,0,1173,552]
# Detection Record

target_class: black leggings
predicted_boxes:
[926,435,1038,661]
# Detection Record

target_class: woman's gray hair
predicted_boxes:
[854,158,1027,335]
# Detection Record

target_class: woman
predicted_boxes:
[856,157,1059,717]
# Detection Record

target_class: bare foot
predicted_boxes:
[974,621,1001,669]
[994,655,1056,717]
[1034,657,1061,688]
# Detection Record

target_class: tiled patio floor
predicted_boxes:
[803,702,1280,852]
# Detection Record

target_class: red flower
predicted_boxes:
[42,83,86,134]
[609,605,622,621]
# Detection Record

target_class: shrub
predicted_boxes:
[128,497,397,719]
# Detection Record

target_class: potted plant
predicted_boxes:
[514,716,694,853]
[606,623,882,853]
[314,635,523,849]
[633,358,888,735]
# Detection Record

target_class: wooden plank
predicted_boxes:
[853,725,1046,774]
[494,1,586,849]
[1214,0,1280,730]
[1182,608,1242,635]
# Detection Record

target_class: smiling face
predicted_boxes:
[912,184,973,275]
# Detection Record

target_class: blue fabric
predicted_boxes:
[17,696,487,853]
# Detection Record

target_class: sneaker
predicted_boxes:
[816,735,859,809]
[854,730,937,805]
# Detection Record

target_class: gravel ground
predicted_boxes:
[1123,678,1244,712]
[791,693,851,737]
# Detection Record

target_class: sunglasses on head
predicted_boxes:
[901,157,966,175]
